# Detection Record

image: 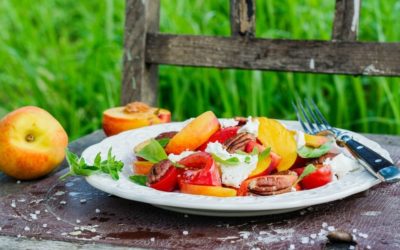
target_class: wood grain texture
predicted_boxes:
[0,131,400,250]
[146,33,400,76]
[332,0,361,41]
[230,0,256,37]
[121,0,159,106]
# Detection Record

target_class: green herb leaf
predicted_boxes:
[211,153,241,166]
[297,142,332,159]
[258,147,271,162]
[129,175,148,186]
[136,139,168,163]
[60,148,124,181]
[157,138,170,147]
[293,164,317,186]
[172,162,186,169]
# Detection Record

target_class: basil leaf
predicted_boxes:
[298,142,332,158]
[136,139,168,163]
[211,153,241,166]
[129,175,147,186]
[259,147,271,162]
[294,164,317,186]
[157,138,170,147]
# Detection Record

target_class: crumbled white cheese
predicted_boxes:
[95,208,100,213]
[238,116,259,136]
[205,142,258,188]
[324,153,360,179]
[327,226,335,232]
[294,130,306,149]
[30,213,38,220]
[168,151,196,162]
[182,230,189,235]
[220,119,239,128]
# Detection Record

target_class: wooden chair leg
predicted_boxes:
[122,0,160,106]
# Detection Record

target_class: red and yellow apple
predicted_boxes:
[0,106,68,180]
[102,102,171,136]
[165,111,220,154]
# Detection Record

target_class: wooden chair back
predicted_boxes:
[122,0,400,105]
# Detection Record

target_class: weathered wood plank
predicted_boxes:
[332,0,361,41]
[230,0,256,37]
[121,0,159,105]
[145,34,400,76]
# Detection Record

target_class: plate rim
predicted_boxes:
[83,119,384,213]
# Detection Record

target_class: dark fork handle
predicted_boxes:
[339,135,400,182]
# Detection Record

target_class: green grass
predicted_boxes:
[1,0,400,140]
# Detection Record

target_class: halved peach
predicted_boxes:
[257,118,297,172]
[102,102,171,136]
[165,111,220,154]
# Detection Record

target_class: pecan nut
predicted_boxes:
[223,132,255,153]
[247,175,297,196]
[312,152,338,165]
[147,159,174,184]
[155,131,178,140]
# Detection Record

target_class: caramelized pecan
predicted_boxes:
[234,117,248,126]
[124,102,151,113]
[155,131,178,140]
[223,132,255,153]
[312,152,338,165]
[147,159,174,184]
[247,175,297,196]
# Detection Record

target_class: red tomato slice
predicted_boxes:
[197,126,240,151]
[178,152,221,186]
[149,165,179,192]
[244,141,265,153]
[294,164,332,190]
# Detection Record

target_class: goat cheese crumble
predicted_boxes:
[219,119,239,128]
[237,117,259,136]
[324,153,360,179]
[168,151,196,162]
[294,130,306,149]
[205,142,258,188]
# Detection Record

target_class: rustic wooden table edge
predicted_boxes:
[1,130,399,249]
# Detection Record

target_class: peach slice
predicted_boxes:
[257,117,297,172]
[165,111,219,154]
[133,161,154,175]
[102,102,171,136]
[304,134,329,148]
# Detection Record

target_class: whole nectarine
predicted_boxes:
[0,106,68,180]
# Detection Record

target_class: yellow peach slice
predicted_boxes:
[257,117,297,172]
[304,134,329,148]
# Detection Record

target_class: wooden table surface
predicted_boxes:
[1,130,399,250]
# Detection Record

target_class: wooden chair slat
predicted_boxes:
[332,0,361,41]
[230,0,256,37]
[122,0,160,105]
[146,33,400,76]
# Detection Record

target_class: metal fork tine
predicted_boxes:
[291,101,311,134]
[309,99,332,129]
[297,100,319,134]
[304,99,325,132]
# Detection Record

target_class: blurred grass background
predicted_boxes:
[0,0,399,140]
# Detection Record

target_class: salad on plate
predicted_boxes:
[129,111,360,197]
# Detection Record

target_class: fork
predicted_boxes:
[292,99,400,183]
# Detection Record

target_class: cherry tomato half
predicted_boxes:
[197,126,240,151]
[294,164,332,190]
[178,152,221,186]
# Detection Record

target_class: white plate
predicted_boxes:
[83,120,390,217]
